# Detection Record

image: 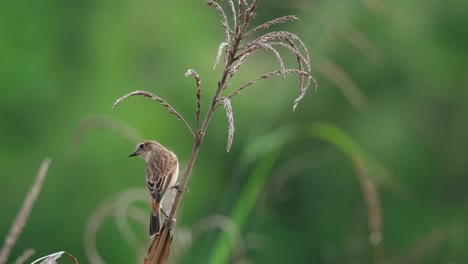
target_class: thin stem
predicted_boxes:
[13,249,35,264]
[352,155,385,264]
[0,159,51,264]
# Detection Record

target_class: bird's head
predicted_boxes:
[129,140,162,161]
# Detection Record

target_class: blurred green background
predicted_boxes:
[1,0,467,263]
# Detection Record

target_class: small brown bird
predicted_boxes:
[129,140,179,236]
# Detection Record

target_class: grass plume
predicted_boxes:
[220,97,235,152]
[185,69,203,133]
[30,251,78,264]
[12,249,35,264]
[113,90,195,139]
[0,158,51,264]
[352,155,385,264]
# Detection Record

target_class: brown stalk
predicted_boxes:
[342,24,383,64]
[12,249,35,264]
[317,56,368,111]
[352,155,385,264]
[0,158,51,264]
[391,225,447,264]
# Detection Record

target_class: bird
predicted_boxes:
[129,140,179,236]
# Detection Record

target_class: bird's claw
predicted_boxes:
[171,183,189,194]
[164,217,176,230]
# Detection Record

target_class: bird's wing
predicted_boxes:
[146,164,176,202]
[165,162,179,188]
[146,163,161,201]
[146,178,156,197]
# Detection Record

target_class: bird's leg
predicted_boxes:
[160,208,174,229]
[160,208,168,218]
[171,183,189,194]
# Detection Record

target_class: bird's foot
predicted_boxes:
[164,217,176,230]
[171,183,189,194]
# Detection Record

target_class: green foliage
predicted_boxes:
[208,148,282,264]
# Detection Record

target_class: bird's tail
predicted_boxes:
[149,199,160,236]
[149,211,160,236]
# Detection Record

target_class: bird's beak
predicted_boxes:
[129,151,138,157]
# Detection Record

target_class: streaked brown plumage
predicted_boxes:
[129,140,179,236]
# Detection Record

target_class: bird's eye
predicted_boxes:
[139,144,144,149]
